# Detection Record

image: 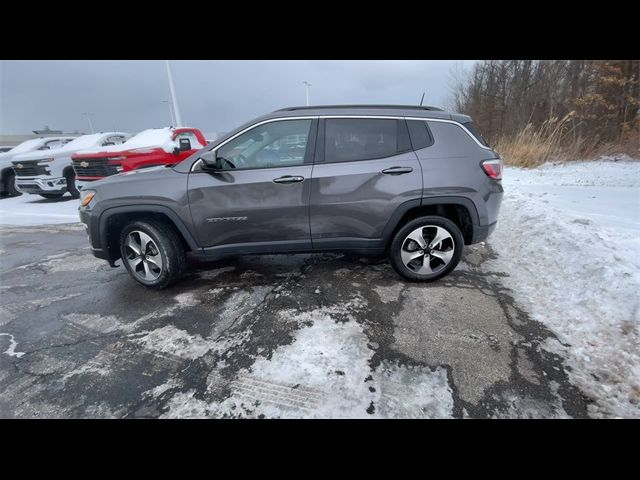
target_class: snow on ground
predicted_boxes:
[488,159,640,418]
[0,194,80,226]
[162,303,454,419]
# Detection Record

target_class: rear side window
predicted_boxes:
[463,122,489,147]
[325,118,400,162]
[406,120,433,150]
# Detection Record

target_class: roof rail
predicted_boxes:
[275,104,445,112]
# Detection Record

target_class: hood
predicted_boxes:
[10,149,63,163]
[88,164,175,189]
[77,128,177,156]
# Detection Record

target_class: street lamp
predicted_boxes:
[302,81,312,106]
[165,60,183,127]
[162,100,176,126]
[82,113,95,134]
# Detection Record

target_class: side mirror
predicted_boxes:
[200,151,219,170]
[179,138,191,152]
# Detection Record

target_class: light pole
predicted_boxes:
[165,60,183,127]
[82,113,95,133]
[302,81,312,106]
[162,100,176,126]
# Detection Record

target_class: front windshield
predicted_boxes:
[5,139,44,154]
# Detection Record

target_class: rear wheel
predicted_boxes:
[39,193,64,199]
[3,171,21,197]
[65,170,80,199]
[119,219,186,289]
[389,215,464,282]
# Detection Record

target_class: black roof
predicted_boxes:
[276,104,444,112]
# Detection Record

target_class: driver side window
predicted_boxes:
[215,119,312,170]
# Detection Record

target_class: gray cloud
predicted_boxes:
[0,60,475,135]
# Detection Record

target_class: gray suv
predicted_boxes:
[79,105,503,289]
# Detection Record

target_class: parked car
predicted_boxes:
[12,132,130,199]
[72,127,207,190]
[79,105,503,288]
[0,137,76,197]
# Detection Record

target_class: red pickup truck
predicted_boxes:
[72,127,207,190]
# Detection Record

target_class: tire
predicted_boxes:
[65,170,80,199]
[119,219,186,289]
[389,215,464,282]
[39,193,64,199]
[3,171,21,197]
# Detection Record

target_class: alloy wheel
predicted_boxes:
[124,230,163,281]
[400,225,455,275]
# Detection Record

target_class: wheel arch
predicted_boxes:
[383,196,479,248]
[98,205,199,264]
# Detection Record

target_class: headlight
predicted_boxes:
[80,190,96,207]
[38,157,55,163]
[106,156,126,162]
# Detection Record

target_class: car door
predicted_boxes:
[309,117,422,250]
[188,118,317,254]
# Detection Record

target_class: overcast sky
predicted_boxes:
[0,60,475,135]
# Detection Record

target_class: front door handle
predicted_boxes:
[382,166,413,175]
[273,175,304,184]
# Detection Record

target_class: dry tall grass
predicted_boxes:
[494,113,639,167]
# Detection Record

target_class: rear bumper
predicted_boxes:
[16,176,67,194]
[471,221,497,244]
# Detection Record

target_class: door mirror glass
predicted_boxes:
[200,151,219,169]
[179,138,191,151]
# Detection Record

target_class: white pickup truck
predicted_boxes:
[0,137,76,197]
[12,132,130,199]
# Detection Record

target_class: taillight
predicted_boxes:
[481,158,503,180]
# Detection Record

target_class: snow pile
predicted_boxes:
[0,139,45,155]
[78,128,176,155]
[55,133,120,152]
[488,160,640,418]
[0,194,80,226]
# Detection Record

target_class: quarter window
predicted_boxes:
[215,119,312,170]
[407,120,433,150]
[325,119,399,162]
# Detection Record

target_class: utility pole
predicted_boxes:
[165,60,183,127]
[303,81,312,106]
[82,113,95,133]
[162,100,176,126]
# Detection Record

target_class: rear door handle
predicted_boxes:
[382,166,413,175]
[273,175,304,184]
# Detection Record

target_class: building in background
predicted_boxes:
[0,126,83,147]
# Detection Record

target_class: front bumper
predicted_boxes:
[75,179,97,191]
[16,176,67,194]
[79,207,112,264]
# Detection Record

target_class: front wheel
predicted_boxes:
[65,170,80,199]
[119,219,186,289]
[3,171,21,197]
[389,216,464,282]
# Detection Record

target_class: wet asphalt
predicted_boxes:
[0,223,592,418]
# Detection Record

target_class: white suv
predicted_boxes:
[12,132,130,199]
